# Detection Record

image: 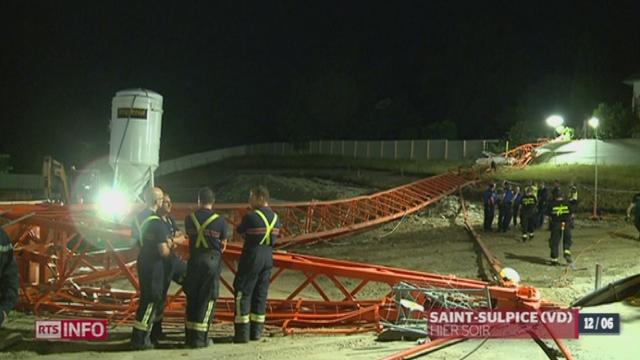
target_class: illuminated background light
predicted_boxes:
[545,115,564,128]
[96,187,131,221]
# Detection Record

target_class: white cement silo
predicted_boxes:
[109,89,163,201]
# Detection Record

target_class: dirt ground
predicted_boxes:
[2,169,639,360]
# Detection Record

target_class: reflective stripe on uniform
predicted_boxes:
[133,303,154,331]
[235,291,249,323]
[522,198,535,205]
[235,314,250,323]
[134,215,161,246]
[0,243,13,252]
[186,300,215,332]
[249,313,266,323]
[254,210,278,246]
[552,205,570,216]
[190,212,220,248]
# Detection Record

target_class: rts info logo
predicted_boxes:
[35,320,108,340]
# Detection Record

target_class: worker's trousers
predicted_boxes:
[500,203,512,232]
[131,257,165,348]
[549,222,572,259]
[520,212,536,235]
[150,253,187,341]
[233,250,272,342]
[483,206,494,231]
[536,205,546,229]
[184,251,221,348]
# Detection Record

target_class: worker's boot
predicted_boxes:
[234,323,250,343]
[550,258,559,266]
[189,330,213,348]
[529,232,534,239]
[521,234,528,242]
[563,250,573,264]
[184,328,195,348]
[150,321,165,345]
[250,321,264,341]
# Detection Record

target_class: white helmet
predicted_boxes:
[499,267,521,285]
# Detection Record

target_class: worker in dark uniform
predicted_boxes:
[499,183,514,232]
[233,185,281,343]
[130,187,172,350]
[551,180,561,200]
[519,187,538,241]
[626,192,640,240]
[482,183,496,232]
[536,181,549,229]
[151,193,187,344]
[183,187,228,348]
[495,185,504,232]
[547,191,573,265]
[512,186,522,227]
[568,184,578,228]
[0,227,18,328]
[530,181,539,202]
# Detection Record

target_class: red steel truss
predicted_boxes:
[0,167,571,358]
[167,170,480,248]
[502,139,549,167]
[2,210,555,329]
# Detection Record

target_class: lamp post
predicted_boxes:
[546,115,564,163]
[588,117,600,218]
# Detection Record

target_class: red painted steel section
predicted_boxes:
[0,168,566,336]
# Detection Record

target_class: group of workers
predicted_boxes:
[483,180,581,265]
[130,185,280,350]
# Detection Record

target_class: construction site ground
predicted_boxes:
[2,167,639,360]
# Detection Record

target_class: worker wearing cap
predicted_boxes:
[233,185,281,343]
[130,187,172,350]
[151,193,187,344]
[183,187,228,348]
[0,228,18,329]
[546,191,573,265]
[482,183,496,232]
[626,192,640,240]
[519,186,538,241]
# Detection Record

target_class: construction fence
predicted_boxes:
[156,139,497,177]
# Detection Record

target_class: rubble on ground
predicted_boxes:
[411,195,483,228]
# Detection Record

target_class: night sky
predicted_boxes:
[1,1,639,172]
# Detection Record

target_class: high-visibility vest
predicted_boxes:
[133,214,161,247]
[254,210,278,246]
[189,212,220,248]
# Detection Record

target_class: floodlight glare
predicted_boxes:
[588,117,600,129]
[96,187,130,220]
[545,115,564,128]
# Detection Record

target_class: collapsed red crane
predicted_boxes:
[0,154,573,358]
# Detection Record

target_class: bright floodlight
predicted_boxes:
[96,187,130,221]
[546,115,564,128]
[588,117,600,129]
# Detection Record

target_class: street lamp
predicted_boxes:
[546,115,564,128]
[546,115,564,163]
[589,117,600,218]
